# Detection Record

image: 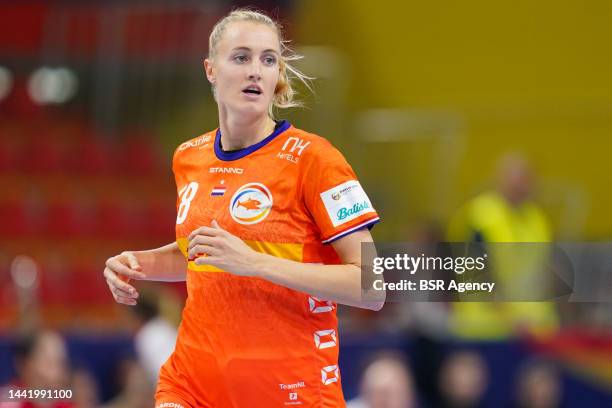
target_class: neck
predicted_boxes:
[218,109,276,151]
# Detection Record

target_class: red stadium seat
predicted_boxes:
[0,138,18,172]
[0,198,30,237]
[20,137,65,174]
[142,200,176,239]
[42,200,83,238]
[67,261,111,305]
[38,258,71,305]
[93,199,130,238]
[0,252,15,310]
[68,136,114,176]
[117,132,163,176]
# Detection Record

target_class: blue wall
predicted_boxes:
[1,334,611,406]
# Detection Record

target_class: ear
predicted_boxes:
[203,58,215,85]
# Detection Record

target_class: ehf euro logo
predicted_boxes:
[229,183,273,225]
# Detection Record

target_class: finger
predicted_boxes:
[211,220,229,236]
[108,277,137,297]
[112,286,137,299]
[188,244,220,259]
[104,268,137,294]
[106,258,146,280]
[115,295,137,306]
[107,281,138,299]
[105,257,144,279]
[111,286,137,300]
[124,253,142,271]
[188,226,223,241]
[194,256,219,266]
[187,235,218,251]
[104,267,133,291]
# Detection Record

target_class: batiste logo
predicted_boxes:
[337,201,370,221]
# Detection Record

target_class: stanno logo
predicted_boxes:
[209,167,244,174]
[309,296,335,313]
[337,202,370,221]
[321,365,339,385]
[314,329,337,349]
[178,135,211,151]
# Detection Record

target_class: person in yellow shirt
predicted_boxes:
[447,153,558,339]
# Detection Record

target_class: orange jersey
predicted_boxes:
[156,121,380,407]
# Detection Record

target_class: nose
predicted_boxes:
[247,60,262,81]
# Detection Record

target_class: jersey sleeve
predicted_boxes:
[172,146,183,209]
[302,141,380,244]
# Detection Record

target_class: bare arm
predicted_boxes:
[254,229,384,310]
[188,221,385,311]
[103,242,187,306]
[131,242,187,282]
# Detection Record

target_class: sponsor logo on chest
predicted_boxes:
[229,182,273,224]
[278,136,310,164]
[209,167,244,174]
[179,135,211,151]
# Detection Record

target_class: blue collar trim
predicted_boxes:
[214,120,291,161]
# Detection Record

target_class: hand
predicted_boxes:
[103,251,146,306]
[187,220,260,277]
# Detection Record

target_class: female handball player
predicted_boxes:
[103,8,383,407]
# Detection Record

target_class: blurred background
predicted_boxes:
[1,0,611,407]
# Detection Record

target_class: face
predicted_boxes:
[23,332,69,388]
[520,367,560,408]
[361,360,415,408]
[205,21,281,118]
[440,352,487,405]
[498,155,534,205]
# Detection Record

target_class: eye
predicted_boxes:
[233,55,248,63]
[263,55,277,66]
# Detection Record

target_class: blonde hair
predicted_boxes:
[208,8,313,117]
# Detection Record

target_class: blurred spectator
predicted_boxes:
[512,359,562,408]
[2,330,73,407]
[347,351,417,408]
[437,350,488,408]
[447,153,558,339]
[11,255,42,334]
[101,359,152,408]
[127,290,177,384]
[70,368,100,408]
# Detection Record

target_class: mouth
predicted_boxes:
[242,85,263,95]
